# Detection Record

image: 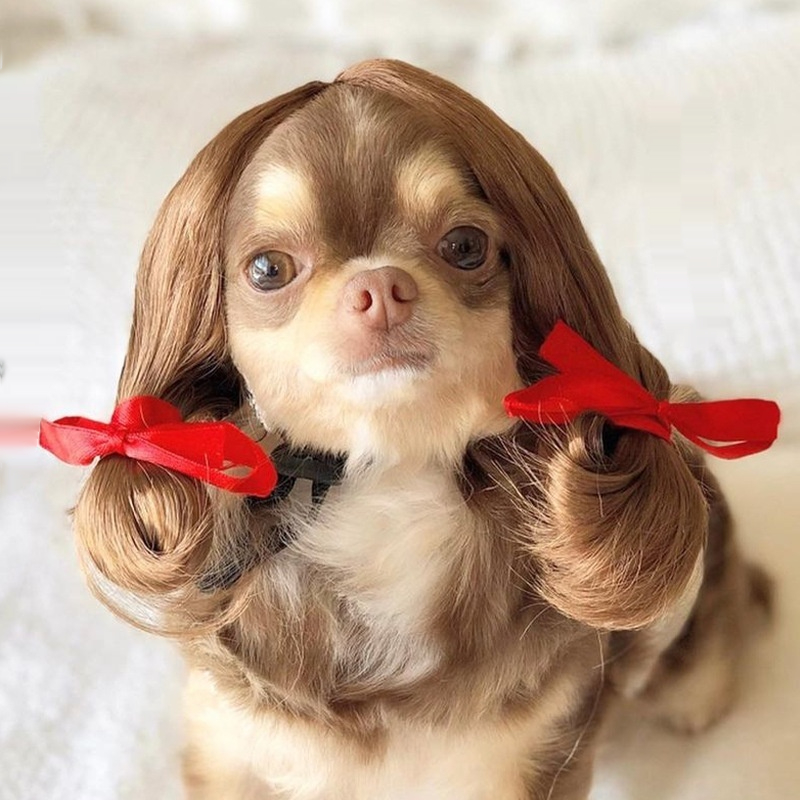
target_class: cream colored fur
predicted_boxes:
[185,664,582,800]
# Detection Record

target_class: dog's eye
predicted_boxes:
[436,226,488,270]
[247,251,297,291]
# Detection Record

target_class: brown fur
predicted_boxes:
[70,60,770,799]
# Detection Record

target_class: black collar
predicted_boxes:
[254,443,348,507]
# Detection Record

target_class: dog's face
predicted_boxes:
[224,85,521,464]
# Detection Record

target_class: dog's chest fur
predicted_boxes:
[297,464,479,668]
[185,464,598,798]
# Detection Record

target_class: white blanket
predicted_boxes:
[1,2,799,798]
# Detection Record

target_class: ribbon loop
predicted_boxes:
[39,396,277,496]
[504,321,780,460]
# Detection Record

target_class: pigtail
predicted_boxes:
[522,336,708,629]
[469,341,707,631]
[531,426,706,629]
[71,81,328,633]
[74,460,213,595]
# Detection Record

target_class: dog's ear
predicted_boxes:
[73,81,328,631]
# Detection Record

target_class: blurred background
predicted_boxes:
[1,2,798,799]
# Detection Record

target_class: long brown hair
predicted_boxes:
[73,60,707,634]
[73,80,328,630]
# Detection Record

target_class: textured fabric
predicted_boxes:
[1,3,799,798]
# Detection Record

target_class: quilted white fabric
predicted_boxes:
[1,2,799,798]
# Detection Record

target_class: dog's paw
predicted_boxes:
[639,646,737,735]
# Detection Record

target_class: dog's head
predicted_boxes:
[223,84,521,464]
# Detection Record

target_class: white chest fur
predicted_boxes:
[294,463,468,632]
[184,464,575,798]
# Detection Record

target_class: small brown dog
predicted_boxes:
[72,60,770,799]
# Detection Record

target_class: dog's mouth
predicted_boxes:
[343,349,434,378]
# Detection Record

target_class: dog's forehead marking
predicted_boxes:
[257,164,312,210]
[277,88,437,258]
[253,164,315,232]
[395,145,473,218]
[312,100,407,259]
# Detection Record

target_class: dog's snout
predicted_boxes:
[342,267,418,331]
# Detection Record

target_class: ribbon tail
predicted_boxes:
[39,417,119,464]
[666,399,781,459]
[504,374,586,424]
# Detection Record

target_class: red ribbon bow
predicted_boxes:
[39,396,277,496]
[504,321,780,459]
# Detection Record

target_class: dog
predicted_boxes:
[71,59,771,799]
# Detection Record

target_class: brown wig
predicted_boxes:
[72,60,707,634]
[72,80,328,630]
